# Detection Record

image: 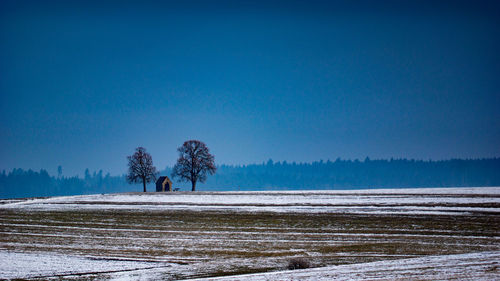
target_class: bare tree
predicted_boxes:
[126,147,158,192]
[172,140,216,191]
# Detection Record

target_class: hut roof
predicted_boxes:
[156,176,171,184]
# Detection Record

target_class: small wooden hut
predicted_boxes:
[156,176,173,192]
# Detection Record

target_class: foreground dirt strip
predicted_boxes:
[185,251,500,281]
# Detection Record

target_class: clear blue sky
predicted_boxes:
[1,0,499,176]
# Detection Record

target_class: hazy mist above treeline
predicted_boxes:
[1,158,499,199]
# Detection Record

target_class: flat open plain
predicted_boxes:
[0,187,499,280]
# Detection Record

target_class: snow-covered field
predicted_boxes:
[0,187,499,280]
[3,186,499,215]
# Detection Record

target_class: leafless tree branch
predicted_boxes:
[126,147,158,192]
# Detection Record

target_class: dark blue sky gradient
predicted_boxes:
[1,0,499,176]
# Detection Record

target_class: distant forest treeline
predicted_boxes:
[0,169,132,199]
[1,158,499,198]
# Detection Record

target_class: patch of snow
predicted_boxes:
[0,251,173,280]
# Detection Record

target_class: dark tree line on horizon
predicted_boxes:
[1,157,499,198]
[0,168,130,199]
[198,158,500,190]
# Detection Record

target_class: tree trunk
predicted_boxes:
[191,180,196,192]
[143,178,147,192]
